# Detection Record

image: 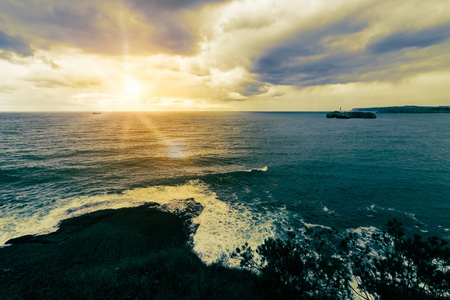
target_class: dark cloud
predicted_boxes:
[122,0,226,54]
[0,30,32,56]
[0,0,228,56]
[148,17,194,54]
[252,19,367,86]
[240,82,269,97]
[49,6,99,32]
[36,4,153,55]
[252,19,450,88]
[0,2,132,55]
[125,0,223,11]
[368,24,450,53]
[256,52,370,87]
[36,6,114,52]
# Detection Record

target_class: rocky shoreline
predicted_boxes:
[0,201,264,299]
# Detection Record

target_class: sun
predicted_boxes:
[123,76,142,96]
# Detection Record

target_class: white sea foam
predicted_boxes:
[0,180,283,266]
[365,204,419,222]
[244,166,268,172]
[193,198,292,266]
[303,222,332,230]
[0,180,213,246]
[322,206,334,214]
[347,226,380,250]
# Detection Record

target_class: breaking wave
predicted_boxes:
[0,179,289,266]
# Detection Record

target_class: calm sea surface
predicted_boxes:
[1,112,449,264]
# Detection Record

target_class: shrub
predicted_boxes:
[348,219,450,300]
[235,219,450,300]
[233,228,352,299]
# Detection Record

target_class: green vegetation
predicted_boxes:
[234,227,352,299]
[15,246,263,300]
[347,219,450,300]
[234,219,450,300]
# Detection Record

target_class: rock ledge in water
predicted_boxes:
[326,111,377,119]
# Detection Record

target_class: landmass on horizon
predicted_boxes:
[352,105,450,113]
[327,105,450,118]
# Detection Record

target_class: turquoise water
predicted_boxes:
[1,112,449,264]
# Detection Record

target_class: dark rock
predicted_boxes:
[287,231,296,239]
[160,198,203,220]
[326,111,377,118]
[0,200,267,300]
[0,203,189,298]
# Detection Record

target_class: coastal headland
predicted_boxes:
[1,200,448,299]
[0,202,263,299]
[352,105,450,113]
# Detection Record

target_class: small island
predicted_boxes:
[326,111,377,119]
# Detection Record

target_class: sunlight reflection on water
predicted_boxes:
[166,141,186,159]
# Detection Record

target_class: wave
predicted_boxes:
[244,166,268,172]
[365,204,420,222]
[322,206,334,214]
[303,222,333,230]
[0,180,283,266]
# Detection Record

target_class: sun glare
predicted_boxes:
[123,76,142,96]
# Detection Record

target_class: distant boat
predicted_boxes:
[326,110,376,119]
[92,112,101,114]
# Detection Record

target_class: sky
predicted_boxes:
[0,0,449,111]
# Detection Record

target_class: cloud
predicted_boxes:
[230,70,450,111]
[0,0,229,56]
[127,0,223,11]
[36,55,59,69]
[1,0,450,111]
[0,84,16,93]
[246,0,450,89]
[253,18,368,86]
[0,30,32,56]
[368,24,450,53]
[185,0,377,97]
[0,1,155,55]
[124,0,227,53]
[23,72,103,88]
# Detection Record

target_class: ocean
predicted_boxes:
[1,112,449,265]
